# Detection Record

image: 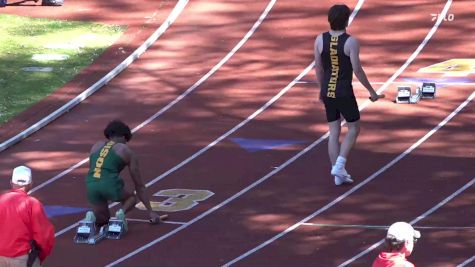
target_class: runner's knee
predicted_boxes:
[347,122,360,135]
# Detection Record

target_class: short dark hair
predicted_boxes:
[328,4,351,30]
[385,237,405,252]
[104,120,132,142]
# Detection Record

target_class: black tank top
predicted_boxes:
[320,32,354,98]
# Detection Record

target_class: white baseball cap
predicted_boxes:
[387,222,421,242]
[11,166,32,186]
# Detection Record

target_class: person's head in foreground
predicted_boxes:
[104,119,132,143]
[11,165,33,191]
[385,221,421,256]
[328,4,351,31]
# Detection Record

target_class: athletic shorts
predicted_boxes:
[86,178,125,205]
[322,96,360,123]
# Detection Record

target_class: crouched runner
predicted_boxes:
[85,120,166,232]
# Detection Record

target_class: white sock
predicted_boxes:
[335,156,347,169]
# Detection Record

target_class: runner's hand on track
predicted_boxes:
[369,93,385,102]
[149,211,168,224]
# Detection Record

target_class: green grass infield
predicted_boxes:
[0,14,126,124]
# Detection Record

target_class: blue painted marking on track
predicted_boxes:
[230,138,307,153]
[44,205,89,218]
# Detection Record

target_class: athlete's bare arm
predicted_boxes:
[314,34,324,98]
[345,36,384,102]
[114,144,161,221]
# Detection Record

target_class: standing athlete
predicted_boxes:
[84,120,166,231]
[315,4,384,186]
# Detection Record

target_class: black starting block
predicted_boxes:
[73,220,107,245]
[396,86,412,103]
[106,218,127,240]
[421,82,436,99]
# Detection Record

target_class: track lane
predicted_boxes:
[233,89,473,266]
[351,180,475,267]
[222,1,473,264]
[102,0,460,266]
[99,0,458,266]
[3,0,471,266]
[0,0,271,189]
[37,0,357,265]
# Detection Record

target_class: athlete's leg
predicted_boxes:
[86,183,111,228]
[339,120,360,159]
[328,119,341,166]
[336,96,361,165]
[92,202,110,228]
[323,98,341,166]
[120,189,137,214]
[113,188,136,232]
[331,97,359,184]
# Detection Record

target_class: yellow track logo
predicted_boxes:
[418,59,475,77]
[135,189,214,212]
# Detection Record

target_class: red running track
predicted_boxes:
[1,0,473,266]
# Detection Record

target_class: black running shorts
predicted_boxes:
[322,96,360,123]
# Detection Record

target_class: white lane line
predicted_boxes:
[29,0,277,195]
[103,1,367,265]
[301,223,475,231]
[126,218,186,225]
[226,90,473,267]
[222,1,454,265]
[339,177,475,266]
[457,255,475,267]
[29,158,88,195]
[0,0,189,153]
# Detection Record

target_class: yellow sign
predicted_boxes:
[418,59,475,77]
[135,189,214,212]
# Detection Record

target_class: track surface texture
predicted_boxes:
[0,0,473,266]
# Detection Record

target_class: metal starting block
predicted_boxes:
[421,82,436,99]
[396,86,412,103]
[409,88,422,104]
[106,218,127,240]
[73,220,107,245]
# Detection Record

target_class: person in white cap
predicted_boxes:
[372,222,421,267]
[0,166,55,267]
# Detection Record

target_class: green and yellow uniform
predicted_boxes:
[86,141,126,205]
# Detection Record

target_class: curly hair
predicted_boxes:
[103,120,132,142]
[328,4,351,31]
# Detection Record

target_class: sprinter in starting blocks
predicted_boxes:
[74,210,168,244]
[81,120,168,245]
[74,210,128,244]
